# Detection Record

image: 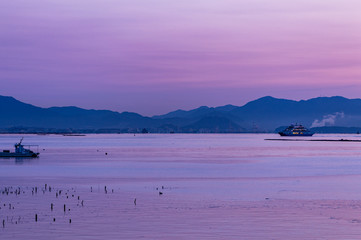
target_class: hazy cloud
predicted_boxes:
[311,112,345,128]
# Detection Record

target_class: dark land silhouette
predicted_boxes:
[1,95,361,133]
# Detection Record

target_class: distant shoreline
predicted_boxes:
[1,132,361,135]
[265,138,361,142]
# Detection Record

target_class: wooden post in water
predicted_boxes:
[35,214,38,222]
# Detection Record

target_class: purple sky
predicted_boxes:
[1,0,361,116]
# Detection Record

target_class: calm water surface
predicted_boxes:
[2,134,361,239]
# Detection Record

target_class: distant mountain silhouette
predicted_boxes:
[228,96,361,130]
[153,105,238,119]
[182,116,245,133]
[0,95,156,130]
[2,95,361,133]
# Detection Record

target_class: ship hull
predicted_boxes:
[0,152,39,158]
[278,132,314,137]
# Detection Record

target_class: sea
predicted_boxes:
[2,133,361,239]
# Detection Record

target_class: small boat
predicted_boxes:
[0,138,39,158]
[278,124,314,136]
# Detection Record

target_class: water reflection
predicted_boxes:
[0,156,39,165]
[14,157,39,165]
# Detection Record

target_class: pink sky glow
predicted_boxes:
[1,0,361,115]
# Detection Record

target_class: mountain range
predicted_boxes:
[1,95,361,133]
